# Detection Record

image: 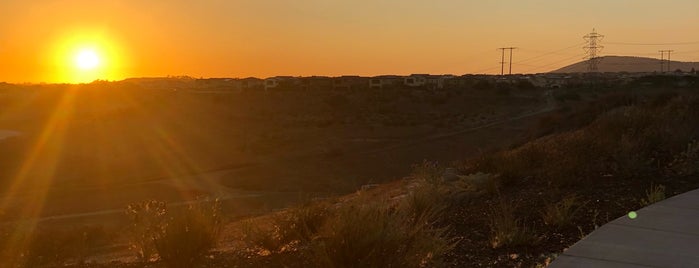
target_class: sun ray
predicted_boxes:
[0,86,77,260]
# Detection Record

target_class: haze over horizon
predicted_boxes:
[2,0,699,83]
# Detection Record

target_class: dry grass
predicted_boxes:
[125,200,167,261]
[312,203,454,268]
[639,184,666,207]
[465,95,699,188]
[124,199,222,268]
[241,202,331,255]
[488,199,538,249]
[541,195,586,228]
[411,160,445,186]
[154,200,222,268]
[238,182,456,267]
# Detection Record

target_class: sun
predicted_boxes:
[49,29,128,83]
[75,49,100,70]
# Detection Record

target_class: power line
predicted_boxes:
[473,66,501,74]
[515,53,588,73]
[673,50,699,55]
[607,41,699,46]
[516,42,587,64]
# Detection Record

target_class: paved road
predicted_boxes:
[549,188,699,268]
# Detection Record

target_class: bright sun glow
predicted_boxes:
[75,49,100,70]
[49,30,127,83]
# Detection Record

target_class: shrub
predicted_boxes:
[541,195,585,228]
[312,203,453,268]
[154,200,222,268]
[640,184,666,207]
[241,188,456,267]
[488,199,537,249]
[411,160,444,186]
[399,182,449,226]
[242,202,330,254]
[125,200,167,261]
[125,199,222,267]
[667,140,699,176]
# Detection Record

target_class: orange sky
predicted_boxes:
[1,0,698,83]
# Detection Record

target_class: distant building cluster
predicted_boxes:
[117,71,698,92]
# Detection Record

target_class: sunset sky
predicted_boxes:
[1,0,698,83]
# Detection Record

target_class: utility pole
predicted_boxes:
[583,29,604,72]
[659,50,674,73]
[498,47,517,75]
[499,48,505,75]
[659,50,665,73]
[509,48,516,75]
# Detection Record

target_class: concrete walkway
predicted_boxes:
[549,188,699,268]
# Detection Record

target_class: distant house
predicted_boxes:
[426,75,452,90]
[369,75,402,89]
[403,74,451,90]
[333,76,369,90]
[123,77,196,90]
[240,77,264,90]
[264,77,279,90]
[404,74,427,87]
[300,76,334,90]
[194,78,241,91]
[444,75,475,89]
[264,76,300,91]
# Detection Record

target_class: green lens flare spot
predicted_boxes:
[628,211,638,219]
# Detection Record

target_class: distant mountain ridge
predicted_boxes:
[552,56,698,73]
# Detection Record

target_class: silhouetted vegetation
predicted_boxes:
[125,199,222,267]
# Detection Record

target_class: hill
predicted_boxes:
[552,55,698,73]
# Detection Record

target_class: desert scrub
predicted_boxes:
[242,202,331,254]
[125,199,222,268]
[639,184,666,207]
[541,195,586,228]
[667,140,699,176]
[125,200,167,261]
[312,203,454,268]
[241,190,455,267]
[399,183,449,226]
[411,160,445,186]
[154,199,222,268]
[488,199,538,249]
[466,95,699,188]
